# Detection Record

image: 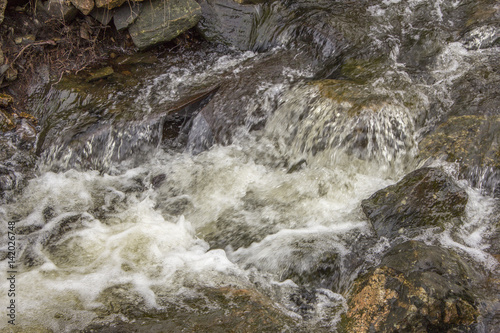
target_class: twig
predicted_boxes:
[11,40,57,66]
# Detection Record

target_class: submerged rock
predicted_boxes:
[85,285,299,332]
[340,241,479,333]
[128,0,202,49]
[419,115,500,196]
[362,167,468,239]
[85,66,114,82]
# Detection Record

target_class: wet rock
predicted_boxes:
[113,52,157,66]
[311,79,392,117]
[461,25,500,50]
[70,0,94,15]
[0,167,16,191]
[419,116,500,196]
[39,0,79,22]
[197,0,260,50]
[86,285,299,332]
[264,78,417,167]
[449,53,500,118]
[113,1,142,31]
[362,167,468,239]
[85,66,114,82]
[151,173,166,188]
[339,241,479,333]
[128,0,202,49]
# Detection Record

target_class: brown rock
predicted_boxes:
[70,0,94,15]
[95,0,130,10]
[340,241,479,333]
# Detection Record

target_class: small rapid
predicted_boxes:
[1,0,499,331]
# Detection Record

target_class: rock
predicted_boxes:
[0,93,13,107]
[448,53,500,118]
[5,66,18,82]
[0,109,15,132]
[84,285,299,332]
[14,34,36,45]
[128,0,202,49]
[419,116,500,196]
[339,241,479,333]
[112,1,142,31]
[90,7,114,25]
[85,66,114,82]
[0,167,16,191]
[15,119,37,144]
[233,0,269,3]
[0,0,6,25]
[39,0,79,22]
[70,0,94,15]
[197,0,259,50]
[113,52,157,66]
[362,167,468,239]
[95,0,128,10]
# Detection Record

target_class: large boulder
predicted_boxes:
[419,115,500,196]
[128,0,201,49]
[362,167,468,239]
[339,241,479,333]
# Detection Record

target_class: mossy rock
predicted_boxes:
[362,167,468,239]
[339,241,479,333]
[339,57,389,84]
[310,79,391,117]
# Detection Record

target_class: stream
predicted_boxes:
[1,0,499,332]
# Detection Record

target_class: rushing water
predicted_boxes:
[1,0,499,331]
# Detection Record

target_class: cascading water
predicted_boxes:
[1,0,499,331]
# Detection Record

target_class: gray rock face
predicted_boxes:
[197,0,259,50]
[39,0,79,22]
[128,0,202,49]
[113,1,142,31]
[361,167,468,239]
